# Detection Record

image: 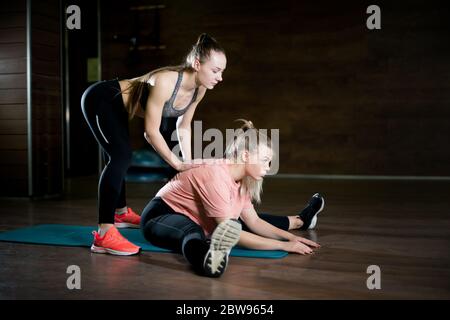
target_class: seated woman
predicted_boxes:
[140,120,324,277]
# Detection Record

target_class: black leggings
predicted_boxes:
[81,80,131,224]
[140,197,289,273]
[81,80,181,224]
[140,197,209,273]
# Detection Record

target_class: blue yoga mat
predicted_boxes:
[0,224,288,259]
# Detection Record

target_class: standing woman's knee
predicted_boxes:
[110,146,133,168]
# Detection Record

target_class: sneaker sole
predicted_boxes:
[115,222,140,229]
[308,194,325,229]
[90,244,140,256]
[203,219,242,277]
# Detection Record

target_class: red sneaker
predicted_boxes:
[114,207,141,229]
[91,226,140,256]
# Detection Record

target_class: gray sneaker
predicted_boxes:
[203,219,242,277]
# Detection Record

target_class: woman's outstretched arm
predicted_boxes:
[238,230,317,255]
[239,207,320,255]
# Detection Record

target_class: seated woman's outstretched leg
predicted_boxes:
[240,213,289,231]
[141,197,241,277]
[241,193,325,231]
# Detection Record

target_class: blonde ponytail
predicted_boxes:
[224,119,271,204]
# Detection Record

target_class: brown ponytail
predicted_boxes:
[235,119,255,131]
[184,33,226,69]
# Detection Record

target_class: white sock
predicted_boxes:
[98,226,112,237]
[115,207,128,215]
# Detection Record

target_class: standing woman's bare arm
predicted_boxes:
[176,87,206,161]
[143,75,184,170]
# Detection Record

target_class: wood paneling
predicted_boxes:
[0,43,26,59]
[0,27,26,43]
[0,88,27,104]
[0,0,62,197]
[0,150,27,165]
[0,2,27,197]
[30,0,63,197]
[0,134,27,149]
[0,119,27,134]
[103,1,450,175]
[0,73,26,88]
[0,13,26,28]
[0,57,26,73]
[0,104,27,120]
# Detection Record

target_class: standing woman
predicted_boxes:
[81,34,226,255]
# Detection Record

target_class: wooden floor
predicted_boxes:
[0,176,449,299]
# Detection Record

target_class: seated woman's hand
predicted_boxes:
[294,236,320,249]
[283,236,320,255]
[283,240,314,255]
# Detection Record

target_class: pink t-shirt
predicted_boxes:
[156,160,254,236]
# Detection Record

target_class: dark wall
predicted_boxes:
[100,0,165,150]
[0,1,27,196]
[0,0,63,197]
[65,0,100,176]
[31,0,63,196]
[99,0,450,176]
[3,0,447,189]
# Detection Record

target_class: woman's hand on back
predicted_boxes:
[175,160,203,172]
